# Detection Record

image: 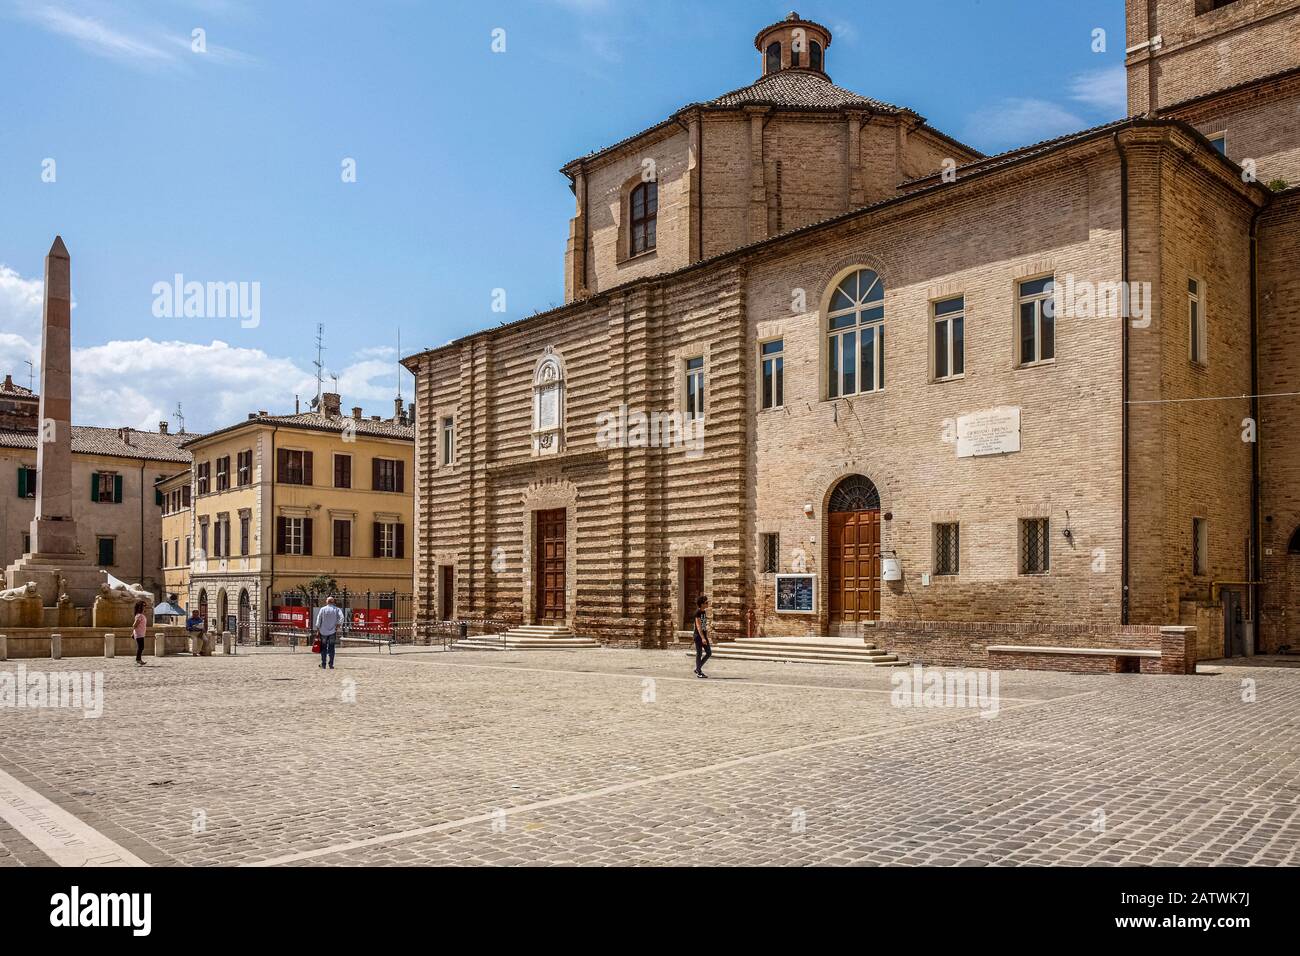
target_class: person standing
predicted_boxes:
[692,594,712,678]
[316,595,345,670]
[132,601,147,666]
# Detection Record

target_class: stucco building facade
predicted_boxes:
[403,4,1300,662]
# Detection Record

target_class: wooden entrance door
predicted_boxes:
[534,509,567,623]
[828,510,881,623]
[440,565,454,621]
[682,557,704,629]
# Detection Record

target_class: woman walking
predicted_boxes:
[692,594,712,678]
[132,601,147,666]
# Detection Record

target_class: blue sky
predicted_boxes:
[0,0,1127,432]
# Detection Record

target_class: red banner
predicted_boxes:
[351,608,392,634]
[271,606,311,629]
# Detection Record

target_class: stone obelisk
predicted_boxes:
[5,236,100,609]
[31,236,78,555]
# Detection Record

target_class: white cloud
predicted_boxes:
[0,264,45,346]
[354,345,397,359]
[12,1,254,70]
[1069,65,1127,116]
[963,97,1087,151]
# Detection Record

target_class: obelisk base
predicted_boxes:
[4,551,102,608]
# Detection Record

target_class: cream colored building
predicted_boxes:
[179,395,415,634]
[157,469,192,605]
[1,418,192,598]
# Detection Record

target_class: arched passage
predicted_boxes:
[827,474,882,624]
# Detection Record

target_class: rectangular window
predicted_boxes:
[1196,0,1240,16]
[280,516,306,556]
[1208,133,1227,156]
[96,536,115,567]
[333,518,352,557]
[1193,518,1208,576]
[199,520,209,557]
[185,536,191,563]
[760,340,784,410]
[237,450,252,486]
[334,453,352,489]
[215,455,230,491]
[1020,518,1051,574]
[934,523,960,575]
[182,485,191,508]
[761,532,780,574]
[17,466,36,498]
[22,531,31,554]
[373,521,405,559]
[277,449,311,485]
[1189,277,1207,364]
[373,457,404,492]
[685,357,705,421]
[196,461,210,495]
[827,316,884,397]
[1017,276,1055,366]
[933,296,965,380]
[93,471,120,503]
[240,514,250,556]
[171,538,178,567]
[441,417,455,465]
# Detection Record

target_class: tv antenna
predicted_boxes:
[23,359,34,391]
[396,328,402,401]
[174,402,185,434]
[313,323,326,408]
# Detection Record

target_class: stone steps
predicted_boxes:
[453,624,600,651]
[705,635,908,667]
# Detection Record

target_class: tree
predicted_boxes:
[296,575,341,608]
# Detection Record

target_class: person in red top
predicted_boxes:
[132,601,147,666]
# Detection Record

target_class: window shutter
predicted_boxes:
[302,517,313,556]
[155,488,164,506]
[372,458,380,490]
[303,452,313,486]
[396,461,405,494]
[395,522,405,559]
[373,522,382,557]
[17,467,27,498]
[276,448,288,482]
[114,474,123,503]
[276,516,286,555]
[91,472,99,502]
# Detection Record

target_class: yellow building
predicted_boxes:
[178,394,414,636]
[156,469,192,607]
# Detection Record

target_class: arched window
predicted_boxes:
[1289,527,1300,554]
[630,181,657,255]
[826,269,886,397]
[766,41,781,74]
[532,349,565,456]
[809,40,823,72]
[790,41,801,67]
[829,474,881,512]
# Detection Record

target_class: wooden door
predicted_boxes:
[682,557,704,629]
[828,510,881,623]
[534,509,567,623]
[440,565,454,621]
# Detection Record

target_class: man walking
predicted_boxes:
[692,594,712,678]
[316,595,345,670]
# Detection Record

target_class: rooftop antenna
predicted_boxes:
[23,359,34,391]
[396,328,402,401]
[173,402,185,434]
[313,323,326,409]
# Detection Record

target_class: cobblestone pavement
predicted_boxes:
[0,647,1297,866]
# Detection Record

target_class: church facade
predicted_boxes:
[403,3,1300,662]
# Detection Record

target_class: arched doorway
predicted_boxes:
[827,475,882,624]
[197,588,208,627]
[217,589,228,633]
[237,589,250,643]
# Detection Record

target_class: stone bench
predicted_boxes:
[988,644,1161,674]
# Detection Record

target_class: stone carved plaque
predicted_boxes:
[956,406,1021,458]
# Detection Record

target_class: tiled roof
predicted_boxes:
[1,379,35,398]
[1156,63,1300,116]
[182,412,414,448]
[0,426,196,463]
[706,70,901,112]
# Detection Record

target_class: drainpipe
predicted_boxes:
[1249,204,1264,650]
[1113,131,1131,625]
[268,425,277,620]
[140,461,147,590]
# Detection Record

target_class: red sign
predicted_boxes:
[351,608,392,634]
[271,606,311,629]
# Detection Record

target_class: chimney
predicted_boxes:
[3,374,11,389]
[394,397,404,421]
[370,415,381,421]
[248,412,257,419]
[352,407,362,420]
[258,409,269,417]
[408,401,415,425]
[321,392,342,418]
[159,421,169,434]
[118,426,133,445]
[295,395,301,414]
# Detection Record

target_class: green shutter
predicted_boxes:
[91,472,99,502]
[113,474,123,503]
[17,467,27,499]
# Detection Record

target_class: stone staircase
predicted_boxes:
[452,624,600,651]
[704,635,907,667]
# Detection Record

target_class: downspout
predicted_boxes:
[140,461,146,589]
[268,425,277,618]
[1113,131,1131,625]
[697,112,705,262]
[1249,204,1264,651]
